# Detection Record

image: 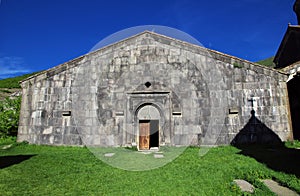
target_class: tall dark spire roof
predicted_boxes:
[294,0,300,25]
[274,0,300,68]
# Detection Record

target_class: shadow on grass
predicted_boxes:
[231,109,300,177]
[235,144,300,178]
[0,155,36,169]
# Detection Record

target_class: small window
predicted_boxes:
[145,82,151,88]
[229,108,238,115]
[172,112,182,116]
[115,111,124,116]
[62,111,71,116]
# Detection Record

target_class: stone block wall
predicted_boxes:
[17,32,292,146]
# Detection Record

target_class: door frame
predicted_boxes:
[139,120,151,150]
[133,102,166,151]
[138,119,160,151]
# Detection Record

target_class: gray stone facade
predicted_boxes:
[17,31,292,148]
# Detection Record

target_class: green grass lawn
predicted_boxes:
[1,142,300,195]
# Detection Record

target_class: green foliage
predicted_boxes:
[233,62,244,68]
[274,174,300,193]
[0,136,18,150]
[285,140,300,149]
[229,181,243,194]
[0,136,16,145]
[0,97,21,138]
[124,146,138,151]
[0,72,40,89]
[0,145,299,195]
[256,57,275,68]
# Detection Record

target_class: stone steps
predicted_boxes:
[234,179,299,195]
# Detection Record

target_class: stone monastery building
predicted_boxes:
[17,2,300,150]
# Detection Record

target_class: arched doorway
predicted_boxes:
[136,104,161,150]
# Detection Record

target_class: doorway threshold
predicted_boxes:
[138,147,159,152]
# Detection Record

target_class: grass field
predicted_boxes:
[1,140,300,195]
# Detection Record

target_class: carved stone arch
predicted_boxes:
[133,102,166,150]
[135,103,163,120]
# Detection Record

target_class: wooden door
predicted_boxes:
[139,121,150,150]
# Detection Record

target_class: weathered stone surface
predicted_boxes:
[154,154,164,158]
[17,31,292,148]
[233,179,255,193]
[262,179,298,196]
[104,153,115,157]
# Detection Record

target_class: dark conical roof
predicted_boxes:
[294,0,300,25]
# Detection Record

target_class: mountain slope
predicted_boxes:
[0,72,39,100]
[256,57,275,68]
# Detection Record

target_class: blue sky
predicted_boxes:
[0,0,297,79]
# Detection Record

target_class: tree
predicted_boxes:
[0,97,21,138]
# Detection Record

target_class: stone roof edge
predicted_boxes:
[281,60,300,72]
[136,31,286,75]
[145,31,287,75]
[143,31,286,75]
[288,24,300,28]
[21,30,287,84]
[20,31,153,84]
[20,55,86,84]
[205,47,286,75]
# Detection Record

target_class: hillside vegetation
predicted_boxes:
[0,72,39,89]
[0,97,21,138]
[0,73,38,138]
[0,72,39,100]
[256,57,275,68]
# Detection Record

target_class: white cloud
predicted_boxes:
[0,56,31,78]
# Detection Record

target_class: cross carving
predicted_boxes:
[248,97,256,108]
